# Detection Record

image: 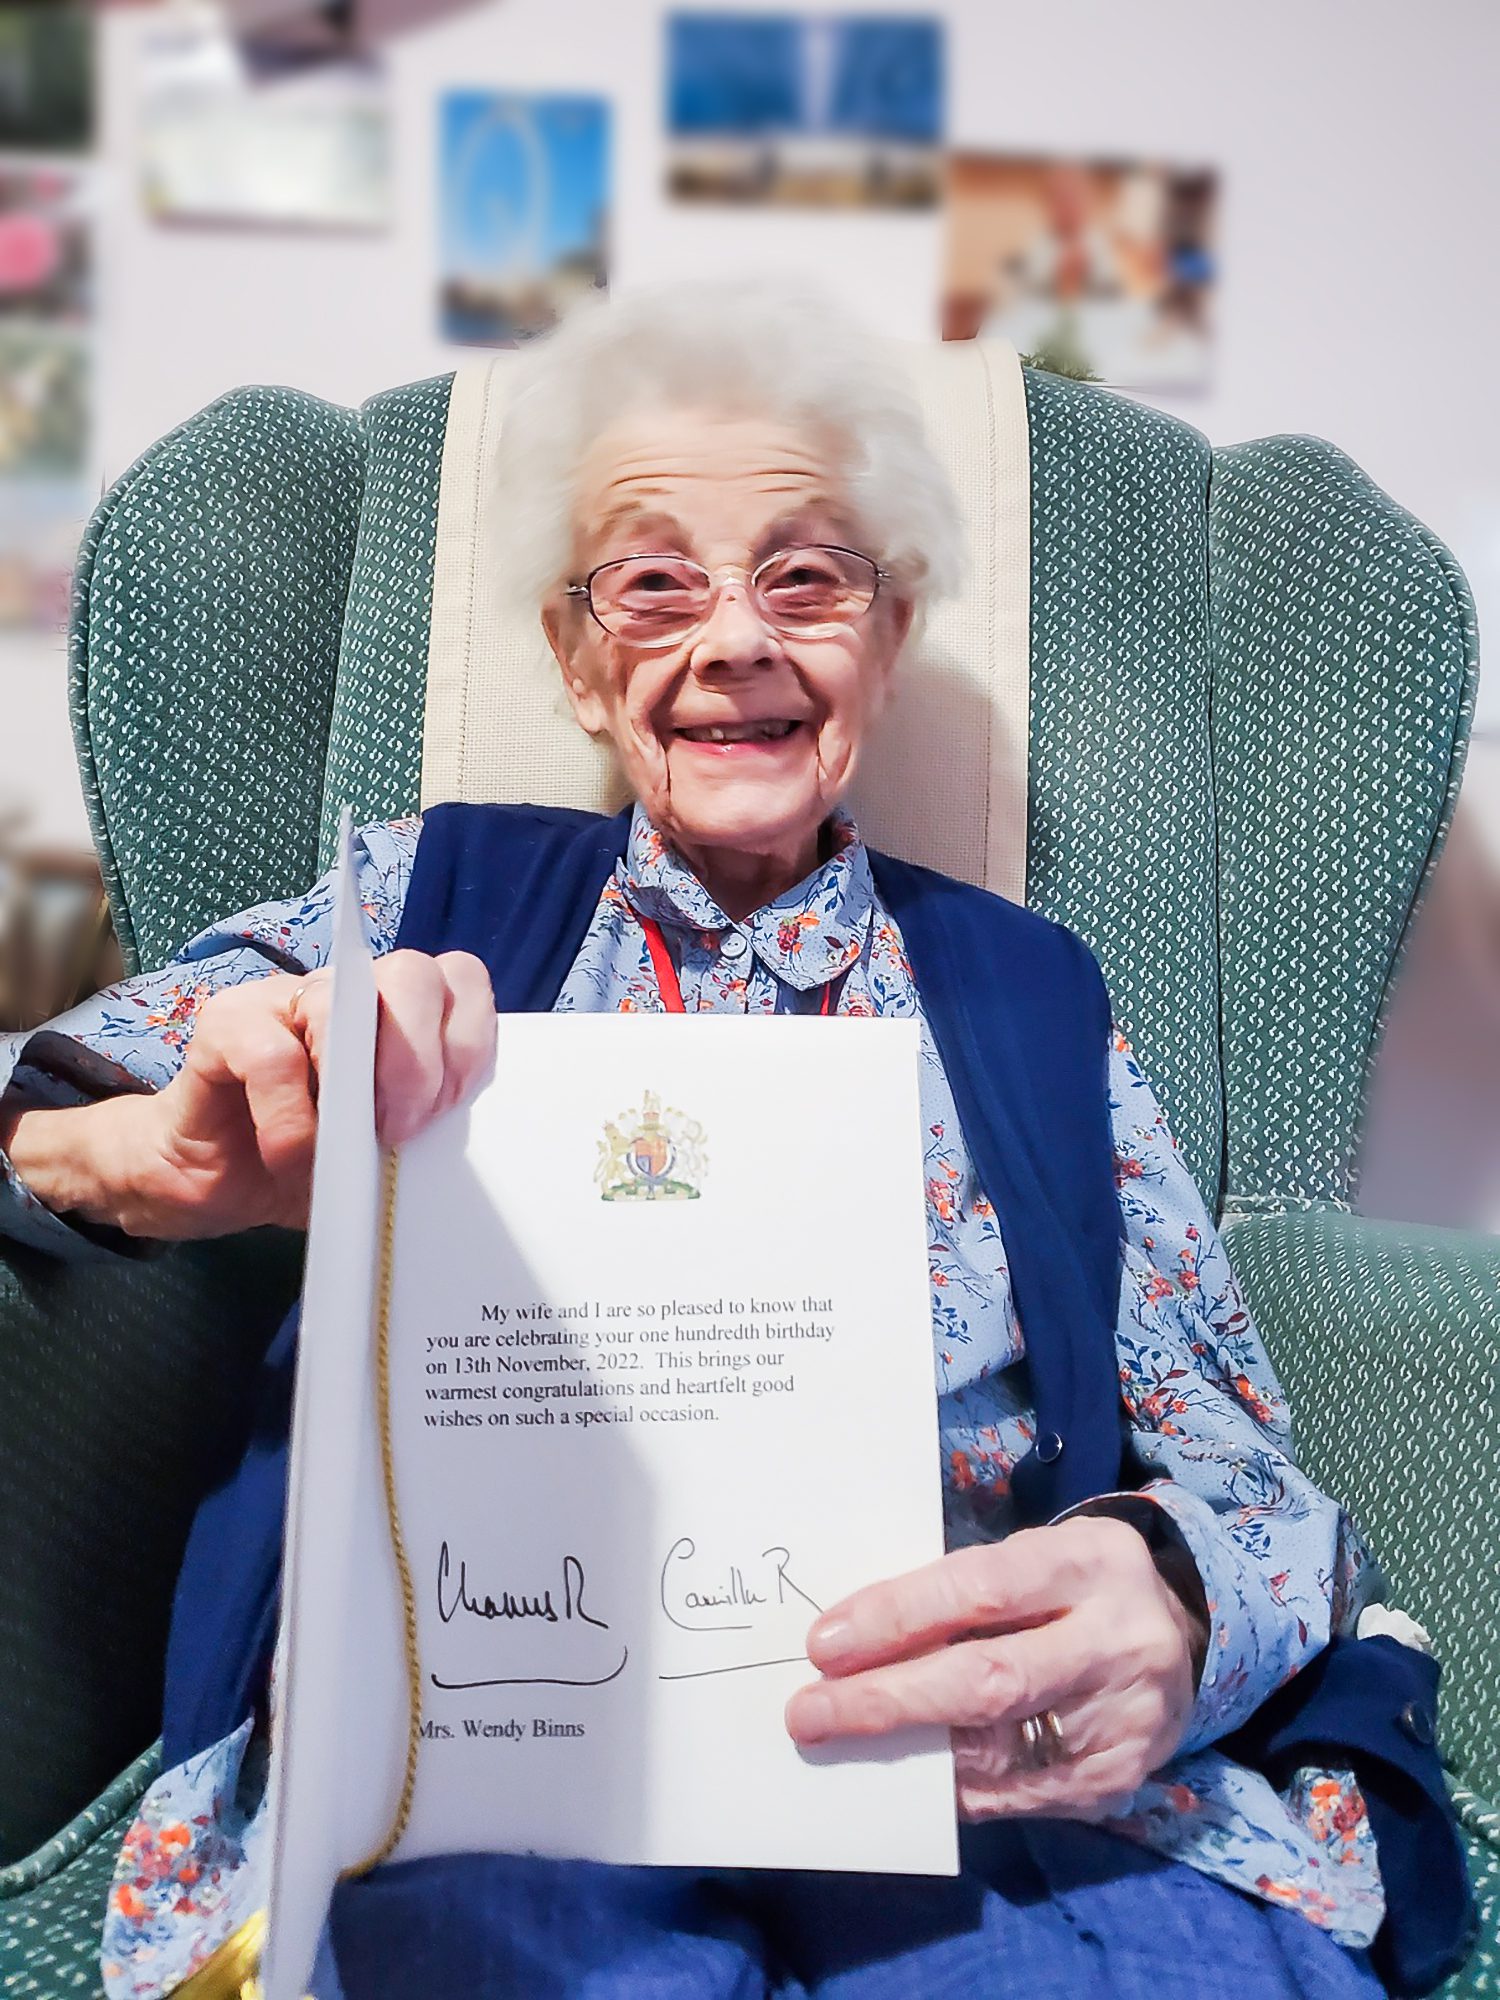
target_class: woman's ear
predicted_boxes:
[888,594,916,658]
[867,594,916,722]
[542,599,608,736]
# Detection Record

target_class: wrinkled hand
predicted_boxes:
[95,949,496,1238]
[784,1515,1200,1822]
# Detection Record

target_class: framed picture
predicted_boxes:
[0,326,88,480]
[439,92,609,347]
[667,12,943,209]
[0,479,89,633]
[943,152,1218,393]
[0,4,94,153]
[140,18,391,231]
[0,165,90,324]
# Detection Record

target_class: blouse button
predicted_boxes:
[1399,1700,1436,1749]
[720,931,749,960]
[1036,1431,1065,1464]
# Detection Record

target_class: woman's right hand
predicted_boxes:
[3,950,496,1240]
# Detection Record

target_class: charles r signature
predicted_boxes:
[430,1542,629,1690]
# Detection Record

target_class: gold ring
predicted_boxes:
[1017,1708,1068,1769]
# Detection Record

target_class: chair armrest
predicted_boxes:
[1224,1207,1500,1805]
[1443,1798,1500,1999]
[0,1232,302,1862]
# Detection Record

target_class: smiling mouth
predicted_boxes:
[674,720,804,745]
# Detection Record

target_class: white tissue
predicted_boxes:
[1356,1603,1436,1656]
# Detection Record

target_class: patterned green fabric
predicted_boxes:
[1022,369,1224,1212]
[0,1815,120,1999]
[70,386,364,975]
[1463,1793,1500,1850]
[0,1746,158,1901]
[0,1745,158,2000]
[1225,1206,1500,1804]
[1208,437,1478,1213]
[315,374,453,870]
[0,1232,302,1864]
[1439,1831,1500,1998]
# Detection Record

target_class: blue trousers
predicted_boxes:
[314,1823,1385,1998]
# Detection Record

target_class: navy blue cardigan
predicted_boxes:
[163,803,1473,1995]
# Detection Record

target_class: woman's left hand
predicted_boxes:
[784,1515,1202,1823]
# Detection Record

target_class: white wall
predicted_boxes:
[7,0,1498,846]
[3,0,1497,1224]
[99,0,1500,588]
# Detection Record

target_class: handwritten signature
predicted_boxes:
[427,1538,825,1692]
[657,1537,823,1681]
[430,1543,629,1690]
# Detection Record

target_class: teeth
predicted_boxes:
[680,721,798,744]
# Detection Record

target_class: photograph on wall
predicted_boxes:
[0,166,90,325]
[439,92,609,347]
[942,153,1218,392]
[667,13,942,208]
[0,4,93,153]
[0,326,88,480]
[139,18,391,231]
[0,479,89,633]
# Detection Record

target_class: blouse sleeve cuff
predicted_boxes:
[0,1029,155,1263]
[1053,1482,1291,1757]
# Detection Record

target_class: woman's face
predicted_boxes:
[542,408,912,881]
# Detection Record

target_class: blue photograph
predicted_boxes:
[669,16,803,137]
[440,92,608,346]
[667,13,943,208]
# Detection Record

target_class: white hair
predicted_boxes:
[492,278,964,620]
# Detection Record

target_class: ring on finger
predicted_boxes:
[289,968,331,1017]
[1017,1708,1069,1770]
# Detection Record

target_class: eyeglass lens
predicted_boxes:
[588,546,879,642]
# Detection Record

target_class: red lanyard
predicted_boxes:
[638,917,833,1016]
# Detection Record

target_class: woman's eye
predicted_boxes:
[629,569,689,595]
[768,566,838,596]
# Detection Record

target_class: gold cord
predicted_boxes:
[341,1144,423,1878]
[171,1149,417,1998]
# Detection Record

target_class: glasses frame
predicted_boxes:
[564,543,892,649]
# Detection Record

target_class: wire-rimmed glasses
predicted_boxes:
[565,545,890,648]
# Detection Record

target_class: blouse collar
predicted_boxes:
[619,802,874,993]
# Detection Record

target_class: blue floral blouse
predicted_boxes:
[0,808,1386,1997]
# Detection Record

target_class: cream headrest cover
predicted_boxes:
[420,338,1031,901]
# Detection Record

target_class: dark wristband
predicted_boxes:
[1069,1495,1211,1687]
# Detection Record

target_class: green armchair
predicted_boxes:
[1,361,1494,1996]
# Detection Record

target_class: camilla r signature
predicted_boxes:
[657,1536,823,1681]
[430,1542,629,1690]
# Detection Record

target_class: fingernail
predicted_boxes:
[809,1616,852,1663]
[788,1687,834,1743]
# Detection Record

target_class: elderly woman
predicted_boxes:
[0,283,1463,2000]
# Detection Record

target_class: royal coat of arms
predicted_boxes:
[596,1090,707,1202]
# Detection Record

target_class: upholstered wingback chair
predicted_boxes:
[1,348,1495,1997]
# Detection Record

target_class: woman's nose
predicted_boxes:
[687,579,778,674]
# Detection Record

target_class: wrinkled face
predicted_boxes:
[542,408,912,878]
